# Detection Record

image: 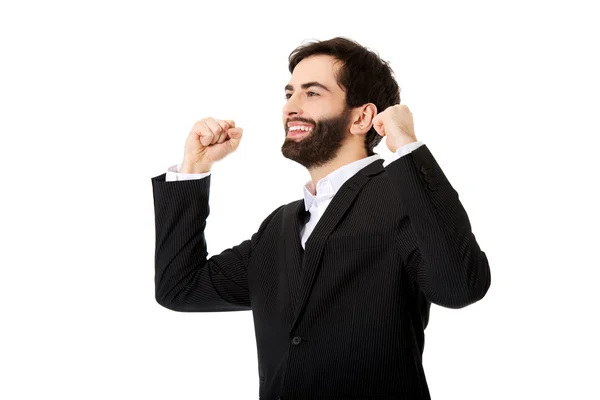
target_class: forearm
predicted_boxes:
[387,144,491,308]
[151,173,249,312]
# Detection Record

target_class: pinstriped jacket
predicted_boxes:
[151,144,491,400]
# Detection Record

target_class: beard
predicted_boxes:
[281,106,353,169]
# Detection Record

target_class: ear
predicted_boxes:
[350,103,378,135]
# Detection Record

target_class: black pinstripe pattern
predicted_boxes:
[151,144,491,399]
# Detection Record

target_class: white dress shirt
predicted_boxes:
[165,141,424,249]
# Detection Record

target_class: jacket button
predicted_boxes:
[423,175,432,183]
[428,183,437,191]
[420,165,429,175]
[291,336,302,345]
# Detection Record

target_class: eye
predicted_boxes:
[284,91,319,100]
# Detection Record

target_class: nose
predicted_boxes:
[282,95,303,120]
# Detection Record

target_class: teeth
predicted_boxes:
[289,125,313,132]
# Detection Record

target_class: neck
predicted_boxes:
[306,145,368,196]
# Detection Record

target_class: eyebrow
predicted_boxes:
[284,81,331,93]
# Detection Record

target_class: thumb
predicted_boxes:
[227,127,243,149]
[372,116,385,136]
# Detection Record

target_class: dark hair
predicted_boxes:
[288,37,401,156]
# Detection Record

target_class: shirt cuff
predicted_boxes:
[165,164,212,181]
[390,141,424,161]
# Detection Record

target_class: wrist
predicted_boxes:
[180,161,212,174]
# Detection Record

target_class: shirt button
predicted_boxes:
[291,336,302,345]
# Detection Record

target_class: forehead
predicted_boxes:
[287,54,342,92]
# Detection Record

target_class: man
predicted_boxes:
[150,36,491,400]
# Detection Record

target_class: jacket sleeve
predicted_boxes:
[151,172,282,312]
[385,144,491,309]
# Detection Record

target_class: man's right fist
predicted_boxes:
[181,117,243,173]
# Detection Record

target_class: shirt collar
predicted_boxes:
[303,154,383,211]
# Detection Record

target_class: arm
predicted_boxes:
[386,144,491,309]
[151,172,282,312]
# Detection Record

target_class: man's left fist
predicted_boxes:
[372,104,418,153]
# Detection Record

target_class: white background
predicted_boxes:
[1,0,599,399]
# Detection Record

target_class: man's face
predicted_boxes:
[281,54,354,169]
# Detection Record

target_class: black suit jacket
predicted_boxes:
[151,144,491,400]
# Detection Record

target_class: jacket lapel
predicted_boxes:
[283,159,385,332]
[282,199,307,324]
